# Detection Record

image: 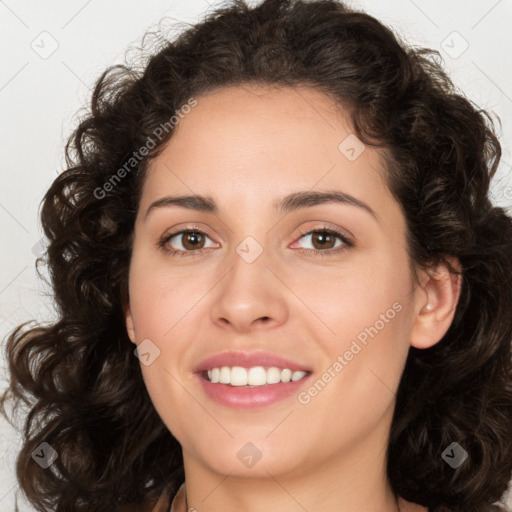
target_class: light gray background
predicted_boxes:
[1,0,511,510]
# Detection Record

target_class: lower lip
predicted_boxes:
[196,373,311,409]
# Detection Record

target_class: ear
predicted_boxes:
[410,256,463,349]
[124,302,137,345]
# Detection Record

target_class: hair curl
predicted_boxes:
[2,0,511,511]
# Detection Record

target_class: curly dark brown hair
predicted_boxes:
[1,0,511,511]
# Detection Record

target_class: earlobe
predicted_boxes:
[124,304,137,345]
[410,256,463,350]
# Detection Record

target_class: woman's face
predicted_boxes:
[124,84,430,480]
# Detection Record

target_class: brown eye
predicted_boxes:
[159,229,217,254]
[292,227,354,256]
[180,231,205,250]
[310,231,337,250]
[297,229,346,251]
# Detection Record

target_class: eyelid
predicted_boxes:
[294,223,354,245]
[157,223,354,256]
[291,225,354,255]
[157,224,218,253]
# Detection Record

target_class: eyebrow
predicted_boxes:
[144,190,379,222]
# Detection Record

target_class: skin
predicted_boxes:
[124,84,462,512]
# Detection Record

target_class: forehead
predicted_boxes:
[168,83,352,148]
[139,84,396,222]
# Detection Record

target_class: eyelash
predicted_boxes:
[157,225,354,258]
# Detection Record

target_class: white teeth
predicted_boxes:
[281,368,292,383]
[248,366,267,385]
[204,366,308,386]
[230,366,247,386]
[291,371,307,381]
[219,367,231,384]
[266,367,281,384]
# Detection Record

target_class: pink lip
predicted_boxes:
[193,351,312,409]
[197,374,312,409]
[193,350,311,373]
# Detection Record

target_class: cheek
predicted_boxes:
[298,284,411,449]
[127,255,212,401]
[304,250,413,395]
[128,275,194,436]
[295,249,411,341]
[128,255,202,340]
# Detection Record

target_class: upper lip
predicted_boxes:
[194,351,312,373]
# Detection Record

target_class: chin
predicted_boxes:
[187,434,305,477]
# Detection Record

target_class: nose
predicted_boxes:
[209,247,289,333]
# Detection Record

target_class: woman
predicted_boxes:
[1,0,511,511]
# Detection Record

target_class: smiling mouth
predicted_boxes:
[201,365,311,387]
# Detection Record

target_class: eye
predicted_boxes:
[157,225,354,257]
[292,227,354,256]
[157,227,218,256]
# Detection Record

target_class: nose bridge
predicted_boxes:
[224,233,273,301]
[223,207,273,280]
[209,231,288,329]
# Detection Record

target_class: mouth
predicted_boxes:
[201,366,310,387]
[196,365,312,409]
